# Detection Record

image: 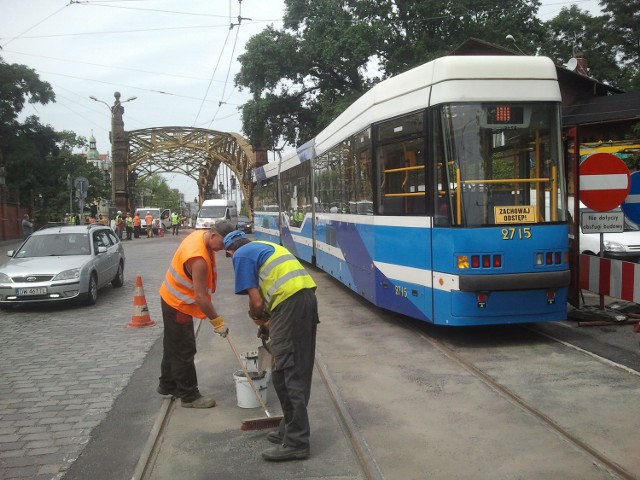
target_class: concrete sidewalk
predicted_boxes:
[144,325,366,480]
[143,257,367,480]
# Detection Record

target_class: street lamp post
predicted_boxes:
[89,92,137,212]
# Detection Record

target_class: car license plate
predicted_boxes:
[18,287,47,296]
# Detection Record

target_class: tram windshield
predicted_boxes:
[435,102,567,227]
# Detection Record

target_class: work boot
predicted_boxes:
[181,395,216,408]
[266,430,283,444]
[262,444,310,461]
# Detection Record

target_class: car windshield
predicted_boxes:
[14,233,91,258]
[198,206,227,218]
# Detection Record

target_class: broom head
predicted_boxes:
[241,415,283,431]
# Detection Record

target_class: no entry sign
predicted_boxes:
[579,153,630,212]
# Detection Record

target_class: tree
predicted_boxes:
[135,174,180,212]
[600,0,640,90]
[539,5,623,88]
[0,57,55,135]
[236,1,380,148]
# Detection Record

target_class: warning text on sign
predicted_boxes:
[580,211,624,234]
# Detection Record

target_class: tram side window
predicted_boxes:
[375,113,426,215]
[353,129,373,215]
[281,162,311,225]
[254,178,278,228]
[314,142,351,213]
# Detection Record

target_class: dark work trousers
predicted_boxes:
[172,224,179,235]
[270,288,319,449]
[159,298,200,402]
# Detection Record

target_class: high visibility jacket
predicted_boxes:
[160,230,217,318]
[255,241,316,311]
[171,213,179,225]
[133,215,141,227]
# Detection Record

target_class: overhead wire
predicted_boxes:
[192,27,233,126]
[1,3,69,48]
[205,0,247,130]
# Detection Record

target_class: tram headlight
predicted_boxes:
[457,255,469,269]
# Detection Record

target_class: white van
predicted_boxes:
[195,199,238,230]
[135,207,171,232]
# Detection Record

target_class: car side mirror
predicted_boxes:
[7,250,14,257]
[97,246,108,254]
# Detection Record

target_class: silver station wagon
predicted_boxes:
[0,224,125,308]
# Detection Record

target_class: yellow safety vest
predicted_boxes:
[255,241,316,311]
[160,230,217,318]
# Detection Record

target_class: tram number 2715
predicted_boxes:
[395,286,408,298]
[501,227,532,240]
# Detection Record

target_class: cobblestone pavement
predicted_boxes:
[0,234,183,479]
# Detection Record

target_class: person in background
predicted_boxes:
[157,226,228,408]
[125,211,133,240]
[213,220,319,462]
[145,212,154,238]
[171,211,180,236]
[22,214,34,239]
[115,211,124,239]
[133,212,141,238]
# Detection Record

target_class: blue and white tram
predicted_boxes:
[253,55,570,326]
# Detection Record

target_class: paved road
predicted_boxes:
[0,233,181,479]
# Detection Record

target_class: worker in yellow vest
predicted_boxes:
[213,220,319,462]
[170,211,180,236]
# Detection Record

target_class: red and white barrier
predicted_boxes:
[579,254,640,304]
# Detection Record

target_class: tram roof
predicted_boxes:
[254,55,560,181]
[314,55,560,157]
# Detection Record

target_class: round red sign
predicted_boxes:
[579,153,630,212]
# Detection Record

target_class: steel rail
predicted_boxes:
[413,324,637,480]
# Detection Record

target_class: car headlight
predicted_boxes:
[603,240,627,252]
[0,272,13,283]
[52,268,81,281]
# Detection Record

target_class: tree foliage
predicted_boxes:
[135,174,180,213]
[0,56,110,223]
[0,57,55,140]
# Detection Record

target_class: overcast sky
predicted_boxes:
[1,0,602,201]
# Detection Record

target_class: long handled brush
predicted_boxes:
[225,334,283,430]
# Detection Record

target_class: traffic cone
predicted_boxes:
[129,276,156,328]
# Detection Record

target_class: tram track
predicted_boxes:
[412,322,639,480]
[131,297,640,479]
[133,317,383,480]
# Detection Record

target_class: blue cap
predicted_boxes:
[223,230,246,250]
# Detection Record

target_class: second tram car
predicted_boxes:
[253,55,570,326]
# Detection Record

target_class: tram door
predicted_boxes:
[375,113,433,321]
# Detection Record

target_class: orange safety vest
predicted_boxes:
[159,230,217,318]
[133,215,141,227]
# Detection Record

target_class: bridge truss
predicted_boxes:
[126,126,254,210]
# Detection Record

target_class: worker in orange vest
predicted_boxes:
[133,213,141,238]
[145,213,154,238]
[157,227,227,408]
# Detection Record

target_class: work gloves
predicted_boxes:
[209,316,228,338]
